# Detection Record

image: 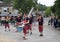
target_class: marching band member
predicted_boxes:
[4,16,10,31]
[37,15,43,36]
[16,14,22,32]
[28,15,33,35]
[23,14,29,40]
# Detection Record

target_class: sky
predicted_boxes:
[37,0,55,6]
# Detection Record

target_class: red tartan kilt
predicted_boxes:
[24,25,28,30]
[28,24,32,30]
[39,25,43,32]
[4,23,10,28]
[23,25,28,34]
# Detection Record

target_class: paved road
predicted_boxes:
[0,18,60,42]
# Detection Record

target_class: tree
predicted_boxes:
[51,0,60,19]
[37,4,46,11]
[51,5,56,13]
[13,0,37,14]
[3,0,12,4]
[45,7,51,17]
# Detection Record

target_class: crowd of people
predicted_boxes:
[48,16,59,28]
[0,14,44,40]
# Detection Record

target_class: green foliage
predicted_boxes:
[51,5,56,13]
[34,4,47,11]
[51,0,60,19]
[45,7,51,17]
[13,0,37,14]
[13,0,46,14]
[3,0,12,4]
[55,9,60,19]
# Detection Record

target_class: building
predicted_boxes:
[0,0,19,16]
[0,0,13,14]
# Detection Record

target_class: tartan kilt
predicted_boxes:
[23,25,28,34]
[28,24,32,30]
[39,25,43,32]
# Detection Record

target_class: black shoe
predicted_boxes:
[40,34,43,36]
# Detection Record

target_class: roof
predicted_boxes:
[0,13,18,16]
[0,3,12,7]
[0,1,13,7]
[0,13,8,16]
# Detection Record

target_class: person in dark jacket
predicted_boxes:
[54,17,58,28]
[37,15,43,36]
[50,17,54,25]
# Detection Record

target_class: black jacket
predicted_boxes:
[38,17,43,25]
